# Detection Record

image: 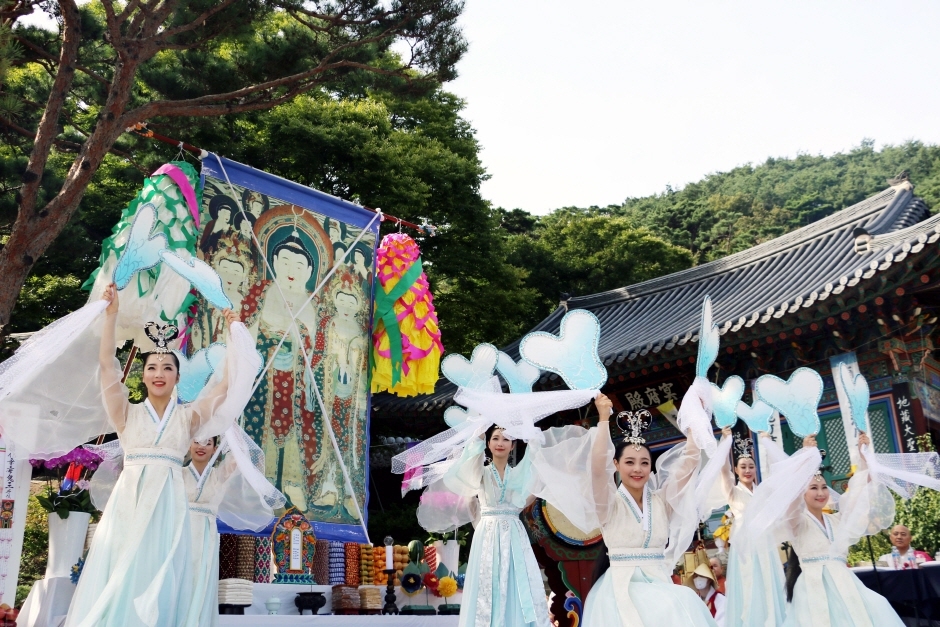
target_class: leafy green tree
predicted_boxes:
[16,494,48,607]
[613,141,940,262]
[507,209,694,320]
[0,0,465,339]
[157,89,540,355]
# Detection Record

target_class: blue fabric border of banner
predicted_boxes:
[202,155,380,230]
[202,154,380,544]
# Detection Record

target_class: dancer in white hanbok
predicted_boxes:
[63,285,260,627]
[715,430,788,627]
[418,424,552,627]
[744,433,938,627]
[185,437,233,627]
[532,394,718,627]
[183,428,285,627]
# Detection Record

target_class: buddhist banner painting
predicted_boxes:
[192,157,379,540]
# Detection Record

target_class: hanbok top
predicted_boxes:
[530,423,717,627]
[418,437,551,627]
[183,455,236,627]
[63,322,260,627]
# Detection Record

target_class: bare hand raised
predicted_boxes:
[858,432,871,448]
[222,309,240,327]
[102,283,119,315]
[595,394,613,421]
[802,435,817,449]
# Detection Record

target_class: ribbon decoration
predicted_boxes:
[372,257,425,388]
[152,164,200,228]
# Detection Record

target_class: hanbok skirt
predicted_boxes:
[724,539,786,627]
[185,506,220,627]
[458,509,551,627]
[65,454,193,627]
[783,560,904,627]
[583,563,718,627]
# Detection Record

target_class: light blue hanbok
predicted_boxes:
[63,323,260,627]
[183,455,236,627]
[783,509,903,627]
[719,436,788,627]
[440,438,551,627]
[722,483,787,627]
[744,446,911,627]
[65,394,196,627]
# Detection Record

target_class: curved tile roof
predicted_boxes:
[374,182,940,416]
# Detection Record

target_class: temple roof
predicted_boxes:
[374,181,940,417]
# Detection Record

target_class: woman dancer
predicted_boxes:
[65,284,260,627]
[747,433,908,627]
[716,429,787,627]
[184,436,232,627]
[184,429,284,626]
[574,394,717,626]
[422,424,552,627]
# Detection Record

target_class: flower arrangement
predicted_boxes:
[422,573,440,597]
[438,576,458,599]
[400,572,423,597]
[30,448,102,472]
[70,557,85,584]
[31,447,103,519]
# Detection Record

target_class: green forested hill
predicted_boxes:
[506,140,940,327]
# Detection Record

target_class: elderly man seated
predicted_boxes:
[878,525,934,569]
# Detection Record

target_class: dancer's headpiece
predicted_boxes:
[813,449,828,480]
[144,321,179,358]
[733,433,753,460]
[615,409,651,450]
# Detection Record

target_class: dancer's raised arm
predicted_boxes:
[190,309,261,440]
[99,284,130,433]
[592,394,616,526]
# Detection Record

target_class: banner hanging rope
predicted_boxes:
[125,123,434,235]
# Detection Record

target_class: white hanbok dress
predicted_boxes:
[62,322,259,627]
[183,455,236,627]
[718,437,788,627]
[432,438,551,627]
[783,509,902,627]
[65,395,198,627]
[531,424,717,627]
[743,445,934,627]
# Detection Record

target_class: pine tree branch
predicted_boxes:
[19,0,81,215]
[14,35,110,86]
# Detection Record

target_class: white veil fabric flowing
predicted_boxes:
[87,423,284,532]
[743,443,940,559]
[392,379,597,493]
[678,375,718,457]
[0,301,112,459]
[0,298,259,460]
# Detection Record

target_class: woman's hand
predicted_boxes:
[758,431,771,439]
[222,309,240,327]
[102,283,119,316]
[858,432,871,448]
[594,394,613,422]
[721,427,732,437]
[802,435,817,449]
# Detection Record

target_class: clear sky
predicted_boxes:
[447,0,940,214]
[20,2,940,215]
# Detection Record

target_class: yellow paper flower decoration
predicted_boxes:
[713,512,731,543]
[438,576,458,599]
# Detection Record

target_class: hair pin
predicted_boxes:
[615,409,651,450]
[733,433,753,460]
[144,321,180,356]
